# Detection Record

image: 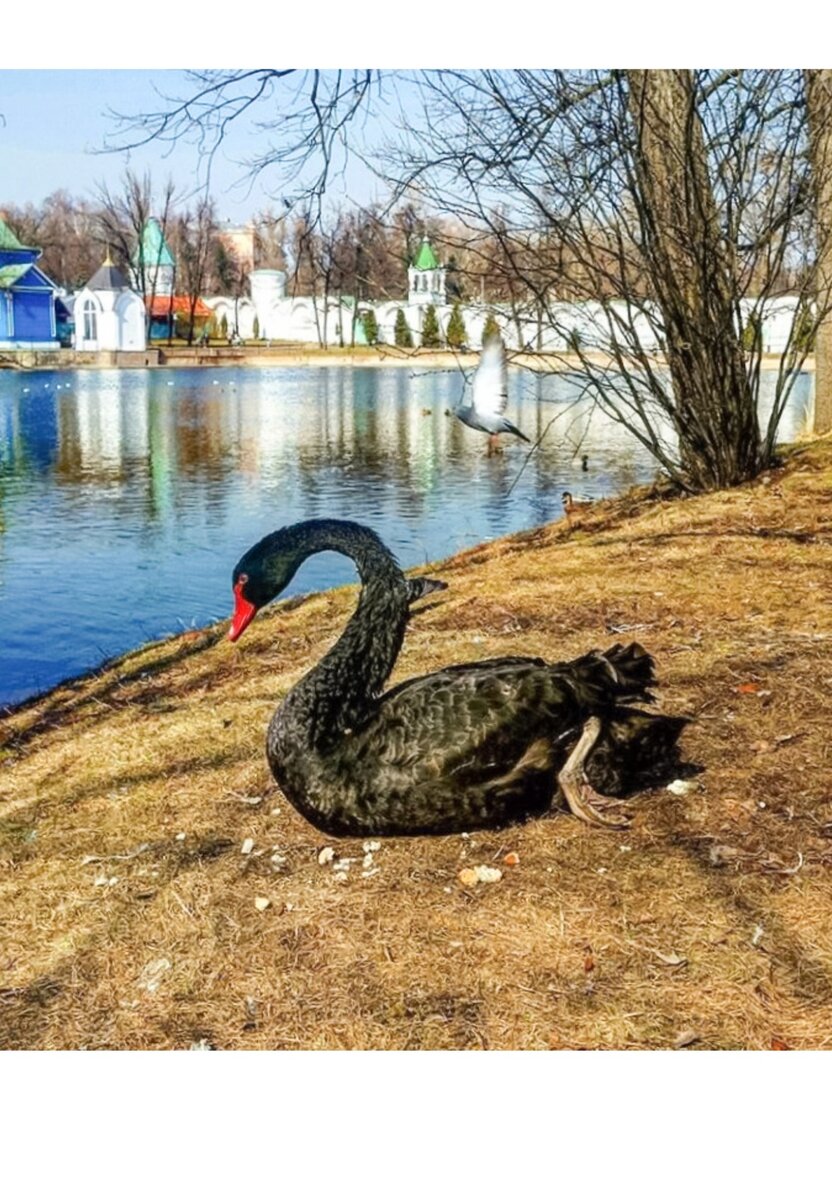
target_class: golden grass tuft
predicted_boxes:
[1,439,831,1050]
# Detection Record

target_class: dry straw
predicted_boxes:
[1,440,831,1049]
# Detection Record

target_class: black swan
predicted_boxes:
[228,519,685,837]
[455,337,530,455]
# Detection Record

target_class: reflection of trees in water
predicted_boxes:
[0,366,816,544]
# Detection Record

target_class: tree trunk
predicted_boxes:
[626,70,761,488]
[806,70,832,436]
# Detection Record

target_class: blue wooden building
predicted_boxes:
[0,216,59,349]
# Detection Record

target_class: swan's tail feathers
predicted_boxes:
[601,642,657,701]
[566,642,657,707]
[408,576,448,604]
[585,709,691,796]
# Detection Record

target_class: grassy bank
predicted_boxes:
[1,441,831,1050]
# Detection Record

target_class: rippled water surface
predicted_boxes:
[0,364,813,707]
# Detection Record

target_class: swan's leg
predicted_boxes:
[487,434,502,455]
[558,716,631,828]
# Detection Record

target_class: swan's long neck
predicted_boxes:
[274,522,410,751]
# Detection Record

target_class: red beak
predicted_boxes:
[229,581,257,642]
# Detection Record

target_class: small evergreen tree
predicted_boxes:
[741,312,762,353]
[361,309,379,345]
[220,313,229,339]
[253,315,260,340]
[394,308,413,348]
[446,302,467,349]
[482,312,501,344]
[793,303,815,354]
[421,304,441,348]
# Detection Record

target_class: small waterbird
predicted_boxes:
[562,491,593,527]
[455,338,530,454]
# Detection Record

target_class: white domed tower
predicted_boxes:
[408,237,446,306]
[74,253,147,352]
[249,268,287,338]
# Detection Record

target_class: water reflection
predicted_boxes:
[0,364,813,707]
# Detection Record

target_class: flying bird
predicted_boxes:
[455,337,530,454]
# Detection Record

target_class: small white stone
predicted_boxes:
[318,847,335,865]
[175,832,186,841]
[270,808,281,816]
[362,852,374,869]
[254,896,271,912]
[138,958,171,993]
[361,868,379,879]
[284,902,295,912]
[666,779,697,796]
[362,840,381,853]
[597,867,607,875]
[473,865,502,884]
[241,838,255,855]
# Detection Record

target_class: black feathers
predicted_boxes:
[230,520,686,837]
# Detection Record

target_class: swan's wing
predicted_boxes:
[356,659,579,783]
[471,339,508,418]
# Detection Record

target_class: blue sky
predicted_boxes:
[0,70,388,221]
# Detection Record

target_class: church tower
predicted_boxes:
[132,218,176,298]
[408,236,446,307]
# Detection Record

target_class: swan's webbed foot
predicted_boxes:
[558,716,632,828]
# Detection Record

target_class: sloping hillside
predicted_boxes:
[1,440,831,1049]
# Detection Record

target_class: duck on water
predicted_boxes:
[229,519,687,837]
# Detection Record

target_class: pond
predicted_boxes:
[0,364,813,708]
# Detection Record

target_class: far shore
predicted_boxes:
[0,344,815,373]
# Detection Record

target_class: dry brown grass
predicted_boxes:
[2,439,831,1050]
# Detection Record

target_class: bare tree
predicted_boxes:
[96,170,177,338]
[252,207,288,271]
[170,199,216,343]
[109,69,832,486]
[1,192,102,288]
[390,69,828,489]
[107,70,379,230]
[806,70,832,435]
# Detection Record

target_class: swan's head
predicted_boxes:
[228,531,304,642]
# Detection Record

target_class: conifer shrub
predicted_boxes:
[361,309,379,345]
[482,312,501,344]
[394,308,413,348]
[421,304,441,348]
[446,302,467,349]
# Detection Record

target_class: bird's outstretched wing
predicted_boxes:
[472,339,508,418]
